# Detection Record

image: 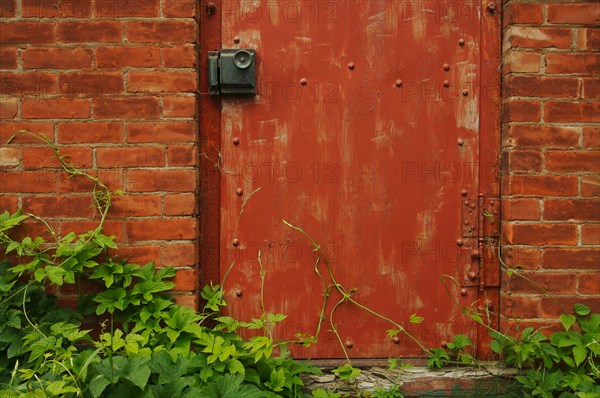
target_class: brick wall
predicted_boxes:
[0,0,599,334]
[501,0,599,331]
[0,0,200,307]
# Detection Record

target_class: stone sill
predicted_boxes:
[303,363,520,397]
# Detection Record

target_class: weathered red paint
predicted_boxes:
[204,0,501,358]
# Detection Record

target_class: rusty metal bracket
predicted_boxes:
[462,198,478,238]
[462,196,500,238]
[460,195,500,291]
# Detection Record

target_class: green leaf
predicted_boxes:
[265,368,286,392]
[195,374,264,398]
[28,336,57,362]
[228,358,245,376]
[87,374,111,398]
[94,288,127,314]
[561,314,576,331]
[267,313,287,324]
[45,381,78,395]
[427,348,450,368]
[386,329,399,338]
[574,303,591,316]
[447,334,472,351]
[572,345,587,366]
[409,313,424,324]
[332,364,360,380]
[122,357,151,390]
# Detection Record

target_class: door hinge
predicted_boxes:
[208,49,257,96]
[460,194,500,291]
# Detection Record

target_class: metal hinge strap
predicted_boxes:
[478,194,485,292]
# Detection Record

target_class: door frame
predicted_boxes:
[198,0,222,295]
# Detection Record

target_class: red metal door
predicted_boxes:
[200,0,500,359]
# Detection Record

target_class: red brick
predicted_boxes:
[173,294,196,309]
[503,149,542,172]
[506,175,578,196]
[544,199,600,221]
[126,170,197,192]
[506,224,577,245]
[164,193,196,216]
[125,218,197,240]
[582,224,600,245]
[0,22,54,44]
[0,48,17,69]
[1,72,58,95]
[54,297,77,309]
[581,175,600,197]
[501,295,541,319]
[545,53,600,75]
[22,48,94,69]
[110,194,162,217]
[501,246,541,270]
[0,98,17,119]
[93,97,160,119]
[578,273,600,294]
[22,0,91,18]
[503,2,543,27]
[0,196,18,212]
[584,127,599,147]
[22,195,94,218]
[10,219,58,241]
[58,170,123,193]
[505,271,576,294]
[503,100,541,122]
[545,150,600,172]
[0,147,20,168]
[0,0,16,18]
[58,122,123,144]
[502,198,540,221]
[545,102,600,123]
[162,46,196,68]
[163,96,196,118]
[582,78,599,99]
[506,125,579,147]
[163,0,195,17]
[57,21,122,43]
[577,28,600,50]
[547,3,600,25]
[161,243,196,266]
[22,98,90,119]
[59,220,123,241]
[96,46,160,68]
[96,147,164,168]
[126,122,196,143]
[543,248,600,270]
[167,145,196,167]
[59,72,124,97]
[172,268,196,291]
[503,51,541,74]
[126,21,196,43]
[504,27,572,50]
[113,245,161,265]
[96,0,159,17]
[0,122,54,143]
[540,297,600,319]
[22,146,92,169]
[128,71,196,93]
[504,76,579,98]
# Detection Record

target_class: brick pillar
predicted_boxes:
[501,1,599,331]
